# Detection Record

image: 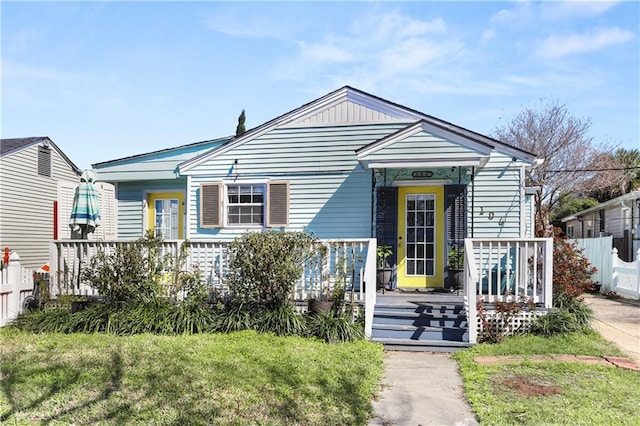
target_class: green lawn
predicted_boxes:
[454,333,640,425]
[0,330,384,425]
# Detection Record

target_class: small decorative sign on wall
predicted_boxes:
[411,171,433,178]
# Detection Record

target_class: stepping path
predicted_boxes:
[473,354,640,371]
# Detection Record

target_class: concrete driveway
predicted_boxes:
[583,293,640,363]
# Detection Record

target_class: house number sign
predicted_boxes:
[411,171,433,178]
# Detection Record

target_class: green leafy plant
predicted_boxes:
[224,231,320,310]
[376,245,393,269]
[306,311,364,343]
[80,231,167,304]
[256,305,307,336]
[447,246,464,270]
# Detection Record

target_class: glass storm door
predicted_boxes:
[148,192,184,239]
[397,186,444,288]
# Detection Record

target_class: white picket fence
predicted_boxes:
[611,248,640,300]
[0,252,37,326]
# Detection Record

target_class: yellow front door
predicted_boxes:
[148,192,185,239]
[396,186,444,288]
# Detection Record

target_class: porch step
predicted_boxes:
[371,337,473,353]
[372,297,470,352]
[371,323,468,341]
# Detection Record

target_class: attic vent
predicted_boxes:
[38,145,51,177]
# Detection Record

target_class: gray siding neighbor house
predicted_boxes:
[0,137,81,268]
[94,86,540,290]
[1,137,118,268]
[562,191,640,261]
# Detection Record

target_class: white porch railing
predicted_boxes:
[465,238,553,344]
[50,238,379,336]
[612,248,640,300]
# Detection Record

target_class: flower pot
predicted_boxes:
[447,269,464,293]
[377,268,393,291]
[308,299,334,315]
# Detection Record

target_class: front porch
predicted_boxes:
[48,237,552,346]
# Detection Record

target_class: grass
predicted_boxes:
[454,332,640,425]
[0,329,384,425]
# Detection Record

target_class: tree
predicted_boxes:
[235,109,246,136]
[549,193,598,230]
[611,148,640,195]
[494,100,623,236]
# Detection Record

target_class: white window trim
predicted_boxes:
[221,179,268,229]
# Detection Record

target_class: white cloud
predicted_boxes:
[490,0,619,26]
[481,29,496,42]
[539,1,619,21]
[537,27,635,57]
[299,42,354,64]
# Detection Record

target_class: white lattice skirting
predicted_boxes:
[477,310,548,337]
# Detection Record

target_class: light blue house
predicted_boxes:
[94,86,539,291]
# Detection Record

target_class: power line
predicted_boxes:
[544,166,640,173]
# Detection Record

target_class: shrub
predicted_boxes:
[216,304,256,333]
[80,231,167,303]
[256,305,307,336]
[224,231,320,310]
[552,231,597,305]
[306,311,364,343]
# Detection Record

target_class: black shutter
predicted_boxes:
[445,185,467,246]
[375,186,398,266]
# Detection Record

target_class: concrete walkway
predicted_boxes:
[369,351,477,426]
[368,294,640,426]
[583,293,640,363]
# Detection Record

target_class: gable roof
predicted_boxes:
[92,136,233,168]
[1,136,48,157]
[1,136,81,173]
[179,86,538,173]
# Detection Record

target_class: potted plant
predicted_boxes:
[376,244,394,291]
[447,246,464,292]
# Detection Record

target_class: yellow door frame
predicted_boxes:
[396,185,444,288]
[148,192,185,239]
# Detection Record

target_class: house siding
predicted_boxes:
[183,124,407,240]
[187,169,372,240]
[185,124,409,176]
[0,143,79,268]
[94,140,227,238]
[287,99,405,126]
[364,131,487,160]
[115,180,187,239]
[469,153,525,238]
[94,140,226,182]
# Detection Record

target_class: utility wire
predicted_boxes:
[544,166,640,173]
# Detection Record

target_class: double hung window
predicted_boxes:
[227,184,265,225]
[200,181,289,228]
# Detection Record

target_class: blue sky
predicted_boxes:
[2,1,638,170]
